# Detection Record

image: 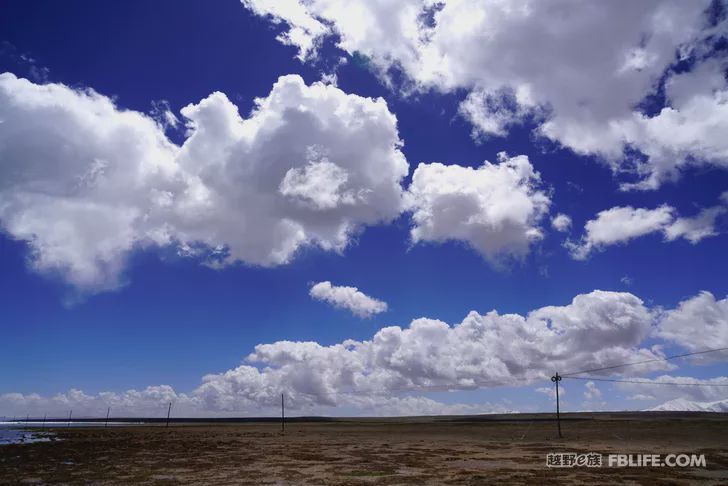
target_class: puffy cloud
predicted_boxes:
[655,291,728,353]
[567,205,674,259]
[619,375,728,404]
[0,73,408,292]
[0,73,181,291]
[663,206,727,243]
[309,281,388,318]
[551,213,572,233]
[535,386,564,401]
[4,289,726,416]
[458,88,541,139]
[616,60,728,189]
[172,76,408,267]
[583,381,602,400]
[243,0,728,188]
[406,153,550,263]
[194,290,665,413]
[567,202,725,259]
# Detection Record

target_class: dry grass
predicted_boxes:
[1,413,728,484]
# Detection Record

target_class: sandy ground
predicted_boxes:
[1,413,728,485]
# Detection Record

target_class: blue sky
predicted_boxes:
[1,0,728,417]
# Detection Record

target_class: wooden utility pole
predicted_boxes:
[551,373,563,438]
[166,402,172,428]
[42,414,46,429]
[68,410,72,428]
[105,407,110,428]
[281,393,285,434]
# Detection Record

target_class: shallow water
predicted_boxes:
[0,426,54,445]
[0,421,144,445]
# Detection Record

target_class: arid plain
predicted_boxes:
[1,412,727,485]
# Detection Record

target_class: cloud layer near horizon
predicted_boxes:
[3,290,726,417]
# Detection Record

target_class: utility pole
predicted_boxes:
[105,407,110,428]
[551,373,563,438]
[68,410,72,428]
[281,393,285,434]
[166,402,172,428]
[42,414,46,429]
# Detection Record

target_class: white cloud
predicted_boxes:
[567,205,675,259]
[459,88,540,139]
[536,386,564,401]
[583,381,602,400]
[309,281,388,318]
[567,202,725,259]
[243,0,728,188]
[0,387,509,418]
[655,291,728,353]
[406,153,550,263]
[616,60,728,189]
[1,73,558,294]
[619,375,728,404]
[664,206,726,243]
[0,73,408,293]
[0,73,181,291]
[172,75,408,267]
[193,290,665,413]
[4,289,726,416]
[551,213,572,233]
[0,386,193,419]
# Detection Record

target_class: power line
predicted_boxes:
[562,346,728,377]
[563,376,728,387]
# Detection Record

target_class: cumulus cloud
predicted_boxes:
[551,213,572,233]
[309,281,388,318]
[583,381,602,400]
[655,291,728,353]
[567,202,725,259]
[1,73,559,294]
[3,289,726,416]
[406,153,550,263]
[193,290,667,414]
[243,0,728,188]
[567,206,675,259]
[663,206,727,243]
[0,73,408,293]
[536,386,564,401]
[618,375,728,404]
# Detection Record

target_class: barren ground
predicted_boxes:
[1,412,727,485]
